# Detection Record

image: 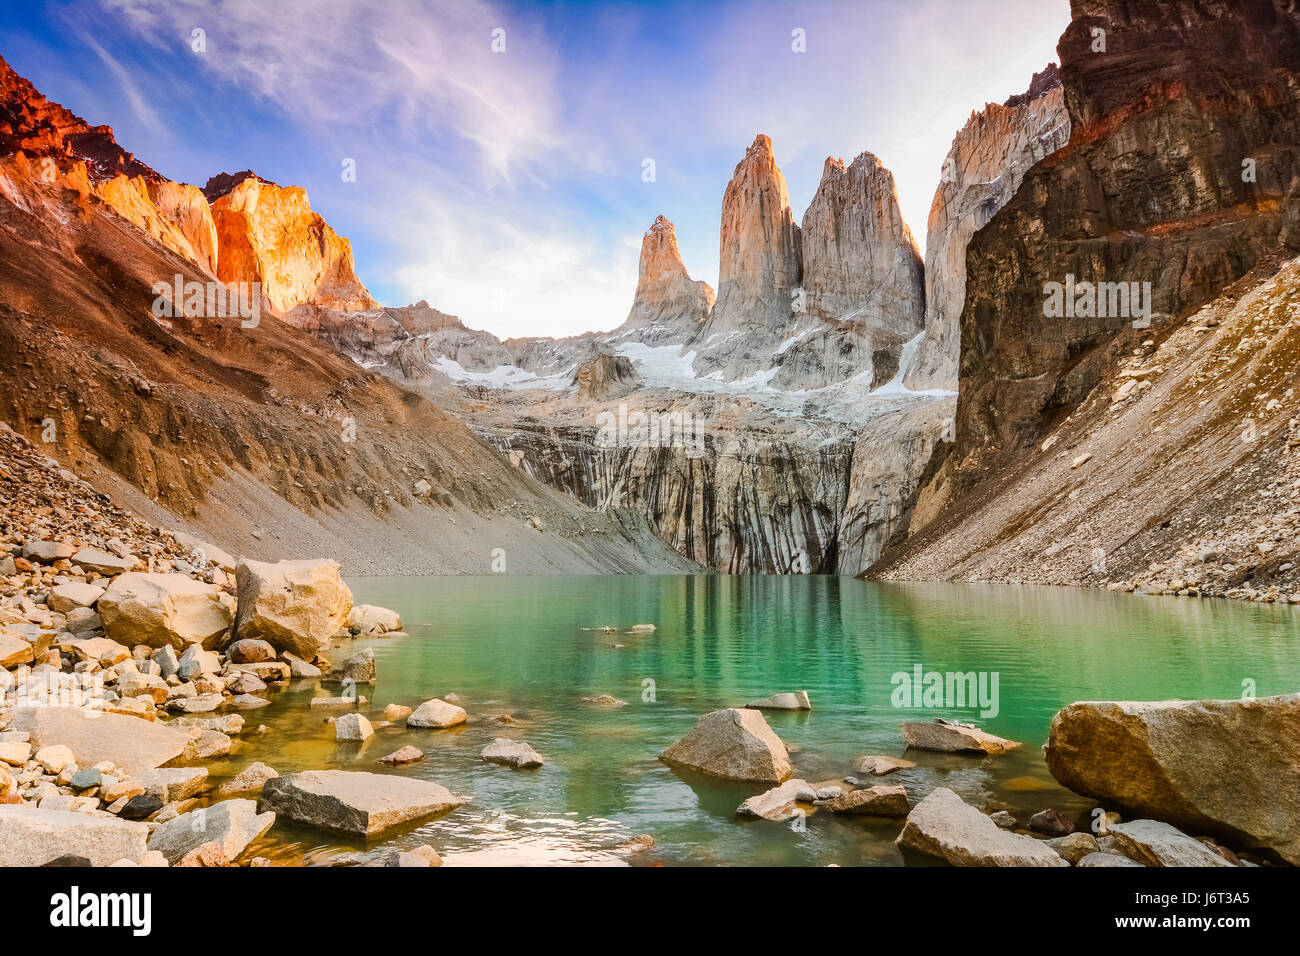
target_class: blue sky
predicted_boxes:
[1,0,1069,338]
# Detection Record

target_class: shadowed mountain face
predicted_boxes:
[877,0,1300,600]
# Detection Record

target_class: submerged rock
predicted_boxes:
[854,754,916,775]
[660,708,792,783]
[896,788,1067,867]
[1044,695,1300,864]
[379,745,424,766]
[745,691,811,711]
[347,604,402,635]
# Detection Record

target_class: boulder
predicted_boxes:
[347,604,402,634]
[232,558,353,659]
[136,767,208,802]
[745,690,811,711]
[226,638,276,663]
[0,631,33,668]
[900,719,1021,755]
[335,713,374,741]
[146,799,275,864]
[381,703,412,722]
[23,539,76,563]
[1108,820,1235,867]
[13,706,190,775]
[1028,807,1076,837]
[818,785,910,817]
[406,698,467,729]
[1046,831,1100,865]
[0,805,149,866]
[379,746,424,766]
[1077,851,1145,867]
[325,648,376,685]
[896,788,1068,866]
[115,671,169,705]
[382,844,442,867]
[735,778,813,821]
[48,581,105,613]
[660,708,791,783]
[259,769,465,835]
[480,738,544,768]
[854,755,916,775]
[65,636,130,666]
[1044,695,1300,864]
[215,761,279,797]
[98,572,233,650]
[71,548,140,575]
[177,643,221,680]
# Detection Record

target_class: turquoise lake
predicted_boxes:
[220,575,1300,866]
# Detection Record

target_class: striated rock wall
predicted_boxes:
[904,65,1070,391]
[209,174,377,314]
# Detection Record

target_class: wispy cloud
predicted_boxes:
[81,31,164,133]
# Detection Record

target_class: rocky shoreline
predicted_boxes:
[2,420,1295,867]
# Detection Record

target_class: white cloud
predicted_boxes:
[388,188,642,340]
[81,32,164,134]
[102,0,565,182]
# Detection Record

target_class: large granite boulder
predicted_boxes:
[232,558,353,659]
[259,770,465,835]
[660,707,792,783]
[0,805,149,866]
[896,788,1067,867]
[12,705,190,775]
[1044,695,1300,864]
[98,572,233,650]
[146,799,276,864]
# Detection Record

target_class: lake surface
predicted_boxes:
[222,575,1300,866]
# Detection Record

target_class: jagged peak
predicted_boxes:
[202,169,278,203]
[1004,62,1063,108]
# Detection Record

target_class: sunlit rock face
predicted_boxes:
[208,173,377,314]
[611,215,714,346]
[904,64,1070,392]
[96,175,220,274]
[690,134,803,380]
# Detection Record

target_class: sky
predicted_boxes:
[0,0,1070,339]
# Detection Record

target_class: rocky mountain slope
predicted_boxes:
[0,56,696,576]
[876,0,1300,600]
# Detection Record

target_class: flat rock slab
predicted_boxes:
[12,705,190,776]
[855,755,917,775]
[745,691,811,711]
[0,805,148,866]
[660,708,792,783]
[259,770,465,836]
[480,738,544,768]
[1078,852,1145,867]
[818,785,910,817]
[736,778,813,821]
[147,799,276,864]
[1108,820,1234,867]
[1044,695,1300,865]
[136,767,209,802]
[900,720,1021,755]
[896,788,1067,867]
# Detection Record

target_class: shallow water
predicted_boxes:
[220,575,1300,866]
